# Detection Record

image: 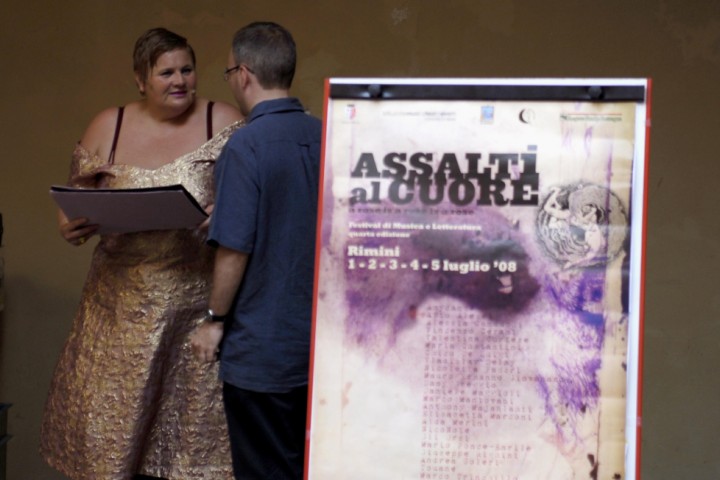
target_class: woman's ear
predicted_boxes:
[134,72,146,96]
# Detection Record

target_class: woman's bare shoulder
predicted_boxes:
[79,106,123,156]
[211,101,244,134]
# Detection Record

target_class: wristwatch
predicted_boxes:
[206,309,228,323]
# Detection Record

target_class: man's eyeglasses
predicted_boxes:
[223,65,240,81]
[223,64,255,81]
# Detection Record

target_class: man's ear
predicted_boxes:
[240,64,256,89]
[238,68,248,89]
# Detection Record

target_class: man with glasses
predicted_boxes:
[191,21,321,480]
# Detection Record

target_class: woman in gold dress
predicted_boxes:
[40,28,243,480]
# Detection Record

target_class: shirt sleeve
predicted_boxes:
[208,137,259,253]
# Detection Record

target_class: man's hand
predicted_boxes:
[191,321,225,363]
[193,247,249,362]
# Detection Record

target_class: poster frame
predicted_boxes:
[307,77,651,480]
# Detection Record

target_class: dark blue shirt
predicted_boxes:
[209,97,321,392]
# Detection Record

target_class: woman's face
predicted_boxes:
[139,48,196,112]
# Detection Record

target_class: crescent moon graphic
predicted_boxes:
[519,109,535,124]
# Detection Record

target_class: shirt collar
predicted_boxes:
[247,97,305,123]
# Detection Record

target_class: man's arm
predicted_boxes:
[191,246,249,362]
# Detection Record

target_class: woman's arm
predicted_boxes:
[57,108,116,245]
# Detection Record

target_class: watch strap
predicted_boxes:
[207,309,228,323]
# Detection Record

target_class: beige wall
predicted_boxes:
[0,0,718,478]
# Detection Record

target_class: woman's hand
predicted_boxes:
[198,203,214,231]
[59,211,98,246]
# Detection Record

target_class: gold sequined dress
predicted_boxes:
[41,122,241,480]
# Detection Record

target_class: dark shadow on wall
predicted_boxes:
[0,273,82,480]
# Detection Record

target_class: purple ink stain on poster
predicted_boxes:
[321,179,629,450]
[341,203,540,347]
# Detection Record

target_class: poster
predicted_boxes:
[308,79,650,480]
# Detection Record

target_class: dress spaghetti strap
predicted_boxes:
[108,106,124,164]
[206,101,215,141]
